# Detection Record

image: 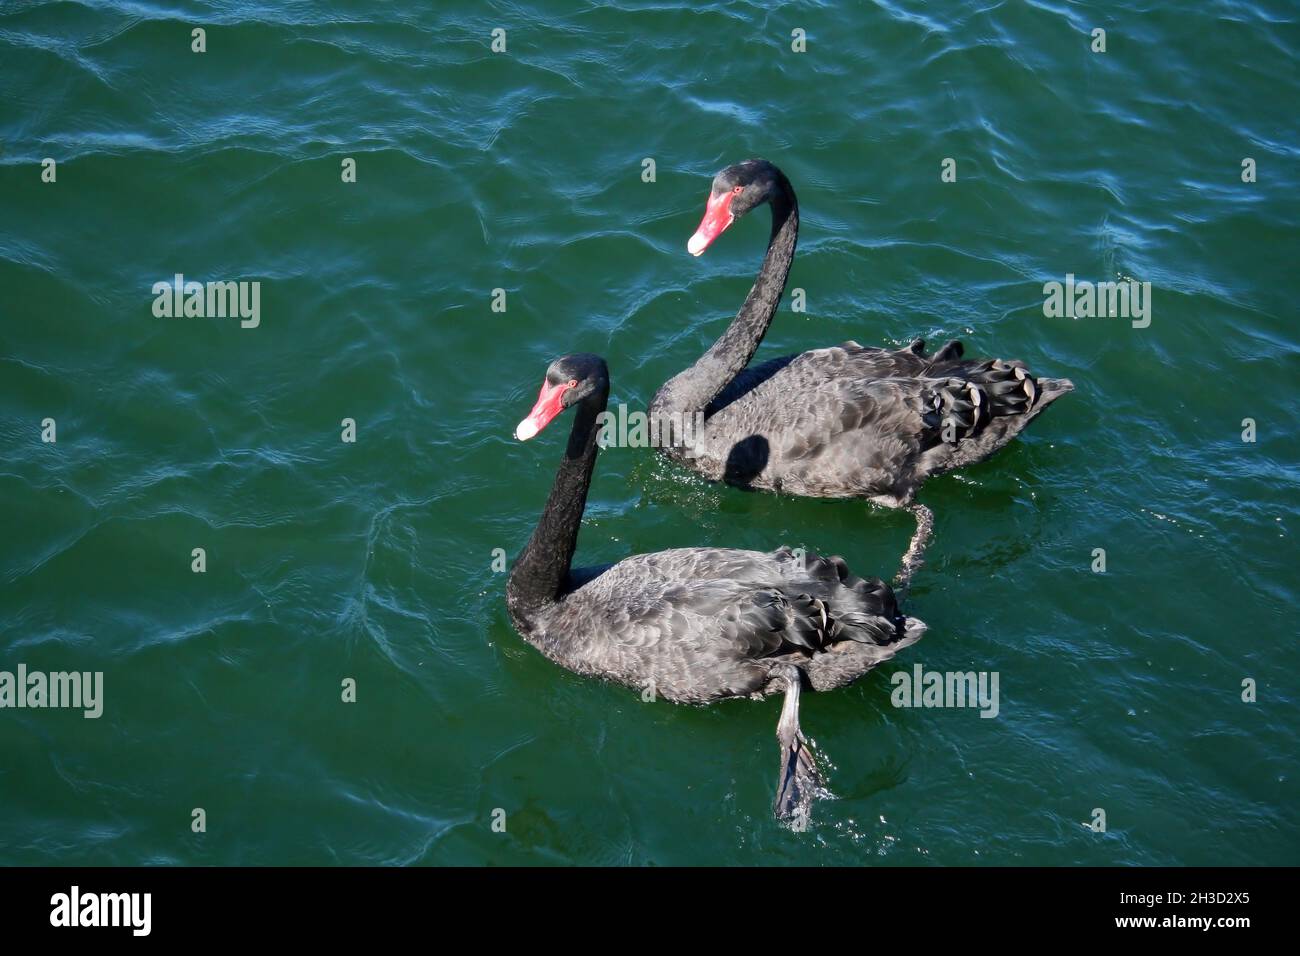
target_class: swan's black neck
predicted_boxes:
[656,173,798,416]
[506,384,608,631]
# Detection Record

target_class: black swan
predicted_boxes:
[507,353,927,820]
[650,158,1074,554]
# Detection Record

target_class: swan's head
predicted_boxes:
[688,158,784,256]
[514,353,609,441]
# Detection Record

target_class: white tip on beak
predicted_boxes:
[687,231,708,256]
[514,418,539,441]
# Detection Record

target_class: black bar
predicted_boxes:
[0,866,1284,941]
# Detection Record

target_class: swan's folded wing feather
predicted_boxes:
[773,375,933,461]
[711,345,1041,454]
[614,579,790,658]
[552,547,908,701]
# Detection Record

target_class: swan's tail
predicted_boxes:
[968,360,1073,423]
[927,361,1073,441]
[1035,376,1075,407]
[773,666,821,826]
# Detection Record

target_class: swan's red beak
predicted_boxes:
[688,189,737,256]
[515,379,573,441]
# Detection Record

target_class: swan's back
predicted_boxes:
[672,340,1073,504]
[513,546,924,704]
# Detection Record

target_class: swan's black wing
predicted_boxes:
[533,547,920,703]
[707,339,944,416]
[689,343,1072,503]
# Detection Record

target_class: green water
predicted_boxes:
[1,0,1296,866]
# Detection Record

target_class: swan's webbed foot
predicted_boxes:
[893,503,935,601]
[772,665,821,827]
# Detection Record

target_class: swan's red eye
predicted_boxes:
[732,185,743,194]
[568,379,578,388]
